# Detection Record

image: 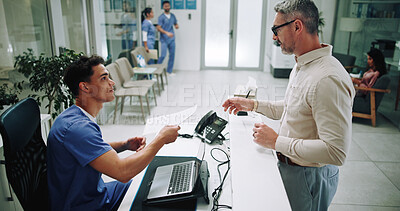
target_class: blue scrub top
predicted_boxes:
[47,105,124,210]
[142,19,156,46]
[158,13,178,43]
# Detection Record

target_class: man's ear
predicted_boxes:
[79,82,89,93]
[294,20,303,33]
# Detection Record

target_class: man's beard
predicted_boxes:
[164,9,170,13]
[280,42,294,55]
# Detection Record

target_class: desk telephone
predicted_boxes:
[195,111,228,144]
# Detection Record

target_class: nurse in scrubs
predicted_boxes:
[157,1,179,75]
[141,7,156,64]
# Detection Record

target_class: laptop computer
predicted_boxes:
[146,138,206,201]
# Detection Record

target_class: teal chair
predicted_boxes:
[0,98,49,210]
[353,75,391,127]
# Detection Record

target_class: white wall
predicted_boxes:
[170,0,336,72]
[314,0,337,44]
[167,0,202,71]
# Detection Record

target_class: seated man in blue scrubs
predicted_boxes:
[47,55,180,210]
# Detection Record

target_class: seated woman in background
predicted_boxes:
[351,48,387,95]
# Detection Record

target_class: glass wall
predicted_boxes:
[92,0,138,62]
[0,0,52,67]
[61,0,87,54]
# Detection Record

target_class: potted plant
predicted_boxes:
[14,48,83,119]
[0,83,19,112]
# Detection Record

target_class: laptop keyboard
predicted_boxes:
[168,163,193,194]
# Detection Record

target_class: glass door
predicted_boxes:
[60,0,89,54]
[201,0,266,70]
[201,0,233,68]
[0,0,52,67]
[89,0,139,62]
[235,0,265,69]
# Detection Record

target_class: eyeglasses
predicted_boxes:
[271,19,296,36]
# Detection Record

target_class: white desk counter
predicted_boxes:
[229,113,290,210]
[119,114,290,210]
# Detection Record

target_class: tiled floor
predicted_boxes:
[99,70,400,210]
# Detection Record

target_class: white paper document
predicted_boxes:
[143,105,197,135]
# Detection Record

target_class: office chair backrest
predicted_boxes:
[371,75,390,108]
[0,97,48,210]
[106,63,123,89]
[115,57,134,80]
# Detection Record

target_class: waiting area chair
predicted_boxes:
[118,49,135,67]
[333,52,360,73]
[352,75,391,127]
[135,46,168,84]
[131,47,167,90]
[115,57,159,97]
[0,97,49,210]
[106,63,150,124]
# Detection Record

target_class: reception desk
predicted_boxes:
[118,112,290,210]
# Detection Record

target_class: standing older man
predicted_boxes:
[222,0,355,210]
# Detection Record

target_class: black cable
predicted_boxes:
[210,148,232,211]
[178,133,193,138]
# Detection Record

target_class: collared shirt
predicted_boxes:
[256,44,355,167]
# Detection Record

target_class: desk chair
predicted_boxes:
[0,97,48,210]
[106,63,150,124]
[353,75,391,127]
[131,48,167,90]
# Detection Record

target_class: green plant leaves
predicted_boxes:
[14,48,82,117]
[0,84,19,110]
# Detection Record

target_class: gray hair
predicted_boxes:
[274,0,319,34]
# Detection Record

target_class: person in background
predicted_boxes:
[47,55,180,210]
[222,0,355,210]
[116,1,136,50]
[157,1,179,75]
[142,7,156,64]
[352,48,387,95]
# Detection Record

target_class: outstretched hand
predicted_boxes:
[125,137,146,152]
[157,125,180,145]
[222,97,254,115]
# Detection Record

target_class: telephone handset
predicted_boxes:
[195,111,228,144]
